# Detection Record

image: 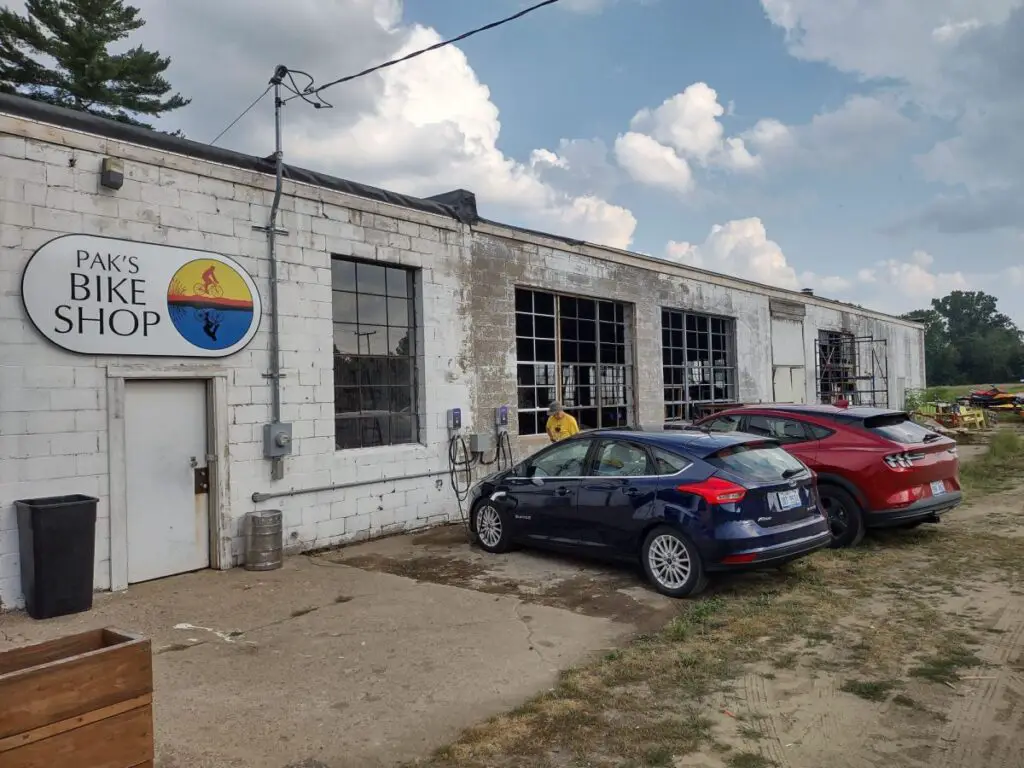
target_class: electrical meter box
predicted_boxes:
[470,432,496,454]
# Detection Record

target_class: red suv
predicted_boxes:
[691,405,962,547]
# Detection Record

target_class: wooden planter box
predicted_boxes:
[0,628,153,768]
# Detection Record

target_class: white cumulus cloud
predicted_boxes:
[2,0,639,249]
[627,83,760,171]
[664,218,800,289]
[614,132,694,193]
[744,95,914,168]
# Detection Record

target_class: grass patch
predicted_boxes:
[840,679,900,702]
[960,430,1024,494]
[727,753,776,768]
[643,746,674,766]
[909,642,983,684]
[737,724,763,740]
[911,383,1024,403]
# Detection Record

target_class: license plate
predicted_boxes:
[930,480,946,496]
[777,489,802,510]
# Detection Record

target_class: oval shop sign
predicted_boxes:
[22,234,263,357]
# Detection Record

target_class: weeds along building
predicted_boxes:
[0,94,926,608]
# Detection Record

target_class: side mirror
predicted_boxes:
[531,476,544,487]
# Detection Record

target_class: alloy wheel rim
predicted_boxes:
[477,505,503,548]
[648,534,692,589]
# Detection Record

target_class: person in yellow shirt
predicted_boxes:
[546,402,579,442]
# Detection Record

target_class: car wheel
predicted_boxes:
[640,526,709,598]
[819,485,866,548]
[471,500,514,554]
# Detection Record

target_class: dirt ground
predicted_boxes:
[0,513,684,767]
[1,432,1020,767]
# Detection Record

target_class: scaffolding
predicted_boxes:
[815,331,889,407]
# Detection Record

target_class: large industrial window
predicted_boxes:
[515,288,634,435]
[332,257,418,449]
[662,309,737,421]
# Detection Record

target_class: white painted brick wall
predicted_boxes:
[0,113,473,609]
[0,110,924,611]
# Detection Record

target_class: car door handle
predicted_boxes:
[622,487,640,497]
[555,486,572,496]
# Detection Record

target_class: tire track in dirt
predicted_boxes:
[932,598,1024,768]
[739,672,792,767]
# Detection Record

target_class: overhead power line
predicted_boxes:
[286,0,563,105]
[209,84,273,145]
[209,0,563,143]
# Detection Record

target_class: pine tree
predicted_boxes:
[0,0,188,129]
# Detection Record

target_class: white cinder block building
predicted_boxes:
[0,94,926,609]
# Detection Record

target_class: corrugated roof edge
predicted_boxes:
[0,92,479,224]
[476,217,925,329]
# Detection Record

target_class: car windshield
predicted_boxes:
[863,414,938,445]
[707,443,808,483]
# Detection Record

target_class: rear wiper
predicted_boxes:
[923,433,942,443]
[781,468,803,479]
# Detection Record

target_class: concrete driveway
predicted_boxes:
[0,524,679,767]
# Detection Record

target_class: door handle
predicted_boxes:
[623,487,640,497]
[555,486,572,497]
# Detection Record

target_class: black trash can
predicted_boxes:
[16,494,98,620]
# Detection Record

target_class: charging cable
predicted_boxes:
[448,433,475,531]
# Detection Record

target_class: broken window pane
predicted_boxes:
[662,308,738,421]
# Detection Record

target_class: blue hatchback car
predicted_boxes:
[467,428,832,597]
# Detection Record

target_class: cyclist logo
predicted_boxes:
[166,259,256,351]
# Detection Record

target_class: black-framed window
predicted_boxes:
[662,309,737,421]
[515,288,634,435]
[817,330,857,403]
[332,257,418,449]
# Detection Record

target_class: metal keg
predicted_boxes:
[244,509,283,571]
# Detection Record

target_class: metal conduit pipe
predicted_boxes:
[262,65,291,481]
[251,470,448,503]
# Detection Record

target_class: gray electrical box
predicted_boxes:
[469,432,496,454]
[263,422,293,458]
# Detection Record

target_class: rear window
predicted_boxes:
[862,414,939,445]
[707,443,808,483]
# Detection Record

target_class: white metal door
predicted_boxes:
[125,380,210,583]
[773,366,807,404]
[771,317,807,404]
[790,367,807,403]
[771,317,805,366]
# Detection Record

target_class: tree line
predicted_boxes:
[902,291,1024,386]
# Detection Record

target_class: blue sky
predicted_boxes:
[11,0,1019,322]
[394,0,1024,323]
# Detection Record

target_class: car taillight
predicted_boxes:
[884,451,924,470]
[676,477,747,504]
